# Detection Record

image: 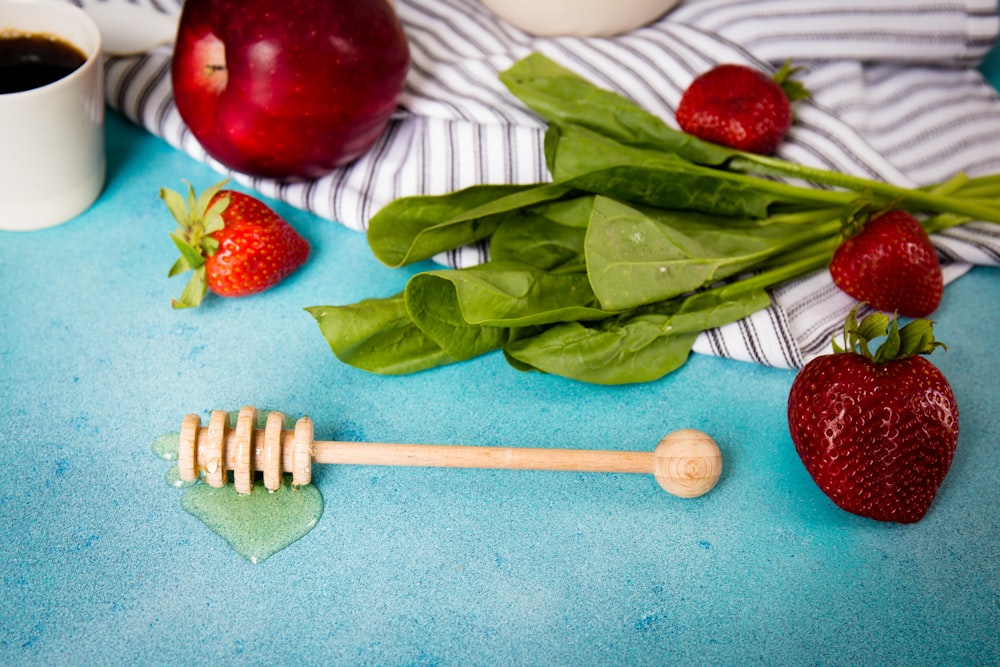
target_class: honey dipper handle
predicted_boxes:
[180,410,654,489]
[313,441,655,474]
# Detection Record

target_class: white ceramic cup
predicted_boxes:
[0,0,105,231]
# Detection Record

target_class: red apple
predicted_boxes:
[171,0,410,180]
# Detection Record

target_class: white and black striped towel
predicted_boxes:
[91,0,1000,368]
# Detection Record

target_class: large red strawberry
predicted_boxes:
[160,180,310,308]
[829,209,943,318]
[675,61,809,155]
[787,308,958,523]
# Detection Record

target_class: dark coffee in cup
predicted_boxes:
[0,31,87,94]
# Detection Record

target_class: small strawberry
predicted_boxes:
[160,180,310,308]
[675,61,809,155]
[787,308,959,523]
[829,209,943,318]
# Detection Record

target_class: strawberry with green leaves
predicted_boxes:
[829,208,943,318]
[675,61,809,155]
[161,180,310,308]
[787,308,959,523]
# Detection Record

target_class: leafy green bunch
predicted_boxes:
[307,53,1000,385]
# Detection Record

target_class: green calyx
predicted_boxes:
[772,60,810,103]
[159,179,231,309]
[833,305,945,364]
[837,196,896,240]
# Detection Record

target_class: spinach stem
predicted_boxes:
[924,173,1000,192]
[721,247,834,299]
[922,212,971,235]
[765,207,845,226]
[727,154,1000,223]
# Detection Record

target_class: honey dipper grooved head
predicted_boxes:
[653,429,723,498]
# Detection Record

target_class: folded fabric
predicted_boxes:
[96,0,1000,369]
[669,0,999,65]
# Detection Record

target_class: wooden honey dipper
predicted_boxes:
[178,406,723,498]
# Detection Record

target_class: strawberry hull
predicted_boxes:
[788,352,959,523]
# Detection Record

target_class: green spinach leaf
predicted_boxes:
[499,52,736,166]
[368,182,572,267]
[405,260,609,331]
[550,124,852,216]
[585,196,838,311]
[305,298,457,375]
[503,286,771,384]
[489,201,589,271]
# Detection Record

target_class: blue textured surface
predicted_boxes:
[3,88,1000,667]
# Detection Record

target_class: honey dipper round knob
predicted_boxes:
[653,429,723,498]
[178,407,723,498]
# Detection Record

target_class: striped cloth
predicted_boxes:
[92,0,1000,368]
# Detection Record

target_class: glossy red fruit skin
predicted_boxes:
[676,64,791,155]
[830,211,943,318]
[172,0,410,180]
[787,352,958,523]
[206,192,309,297]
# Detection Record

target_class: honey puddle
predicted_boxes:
[153,412,324,563]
